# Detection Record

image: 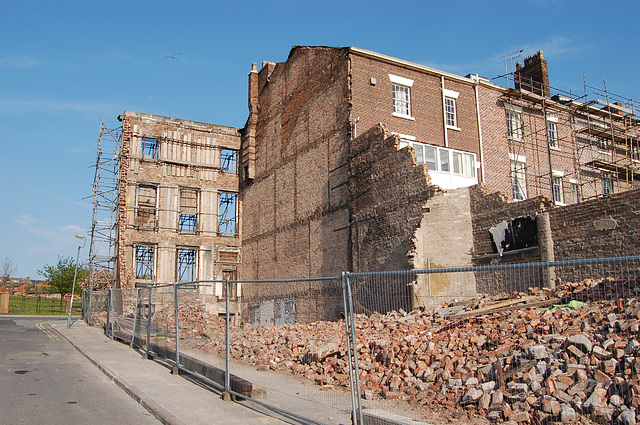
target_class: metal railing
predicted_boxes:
[85,255,640,425]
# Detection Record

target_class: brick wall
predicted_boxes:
[240,46,352,280]
[348,124,437,272]
[470,184,640,263]
[549,188,640,259]
[349,52,480,161]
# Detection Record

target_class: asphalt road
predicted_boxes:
[0,316,160,425]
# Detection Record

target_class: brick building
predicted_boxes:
[95,46,639,318]
[115,112,242,311]
[237,45,639,311]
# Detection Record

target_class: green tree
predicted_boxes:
[38,257,89,311]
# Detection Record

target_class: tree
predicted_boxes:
[1,255,17,283]
[38,257,89,311]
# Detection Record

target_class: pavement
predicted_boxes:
[51,319,309,425]
[51,319,431,425]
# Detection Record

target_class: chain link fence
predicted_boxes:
[84,255,640,425]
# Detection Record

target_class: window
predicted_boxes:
[179,188,198,233]
[392,84,411,116]
[218,192,237,236]
[220,148,238,173]
[596,136,608,151]
[141,137,159,159]
[510,156,527,201]
[547,120,558,148]
[398,140,476,179]
[507,111,522,141]
[443,89,459,129]
[136,185,157,228]
[552,177,564,204]
[177,248,196,282]
[389,74,414,118]
[602,177,613,194]
[135,245,154,280]
[445,97,457,127]
[571,183,579,204]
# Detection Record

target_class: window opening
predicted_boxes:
[141,137,159,159]
[507,111,522,141]
[136,185,157,228]
[392,84,411,116]
[602,177,613,194]
[135,245,154,280]
[547,121,558,148]
[218,192,237,236]
[552,177,564,203]
[220,148,238,173]
[511,160,527,201]
[179,188,198,233]
[445,97,457,127]
[177,248,196,282]
[571,183,579,204]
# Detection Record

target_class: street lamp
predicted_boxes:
[67,234,86,328]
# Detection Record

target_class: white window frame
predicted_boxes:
[398,139,477,179]
[602,176,613,194]
[569,179,580,204]
[443,89,459,130]
[510,153,527,201]
[505,104,522,141]
[547,116,559,149]
[552,170,564,204]
[389,74,414,120]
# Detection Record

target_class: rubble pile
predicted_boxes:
[184,275,640,423]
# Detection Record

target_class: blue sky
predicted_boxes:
[1,0,638,278]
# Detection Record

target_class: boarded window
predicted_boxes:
[136,185,157,228]
[221,268,237,299]
[218,250,239,263]
[179,188,198,232]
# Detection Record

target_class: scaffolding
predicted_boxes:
[88,121,122,290]
[497,71,639,203]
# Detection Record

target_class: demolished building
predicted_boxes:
[89,46,640,317]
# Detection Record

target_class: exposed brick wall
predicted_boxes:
[469,184,553,258]
[549,188,640,259]
[240,46,352,280]
[470,184,640,262]
[348,124,437,272]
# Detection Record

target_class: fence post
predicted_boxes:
[346,272,364,425]
[222,278,232,401]
[145,287,153,359]
[105,289,111,337]
[131,287,140,348]
[173,284,180,375]
[341,272,358,425]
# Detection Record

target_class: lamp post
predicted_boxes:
[67,234,86,328]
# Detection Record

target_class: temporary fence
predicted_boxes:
[84,255,640,425]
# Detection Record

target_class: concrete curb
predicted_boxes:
[50,323,186,425]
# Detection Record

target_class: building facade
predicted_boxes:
[115,112,242,308]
